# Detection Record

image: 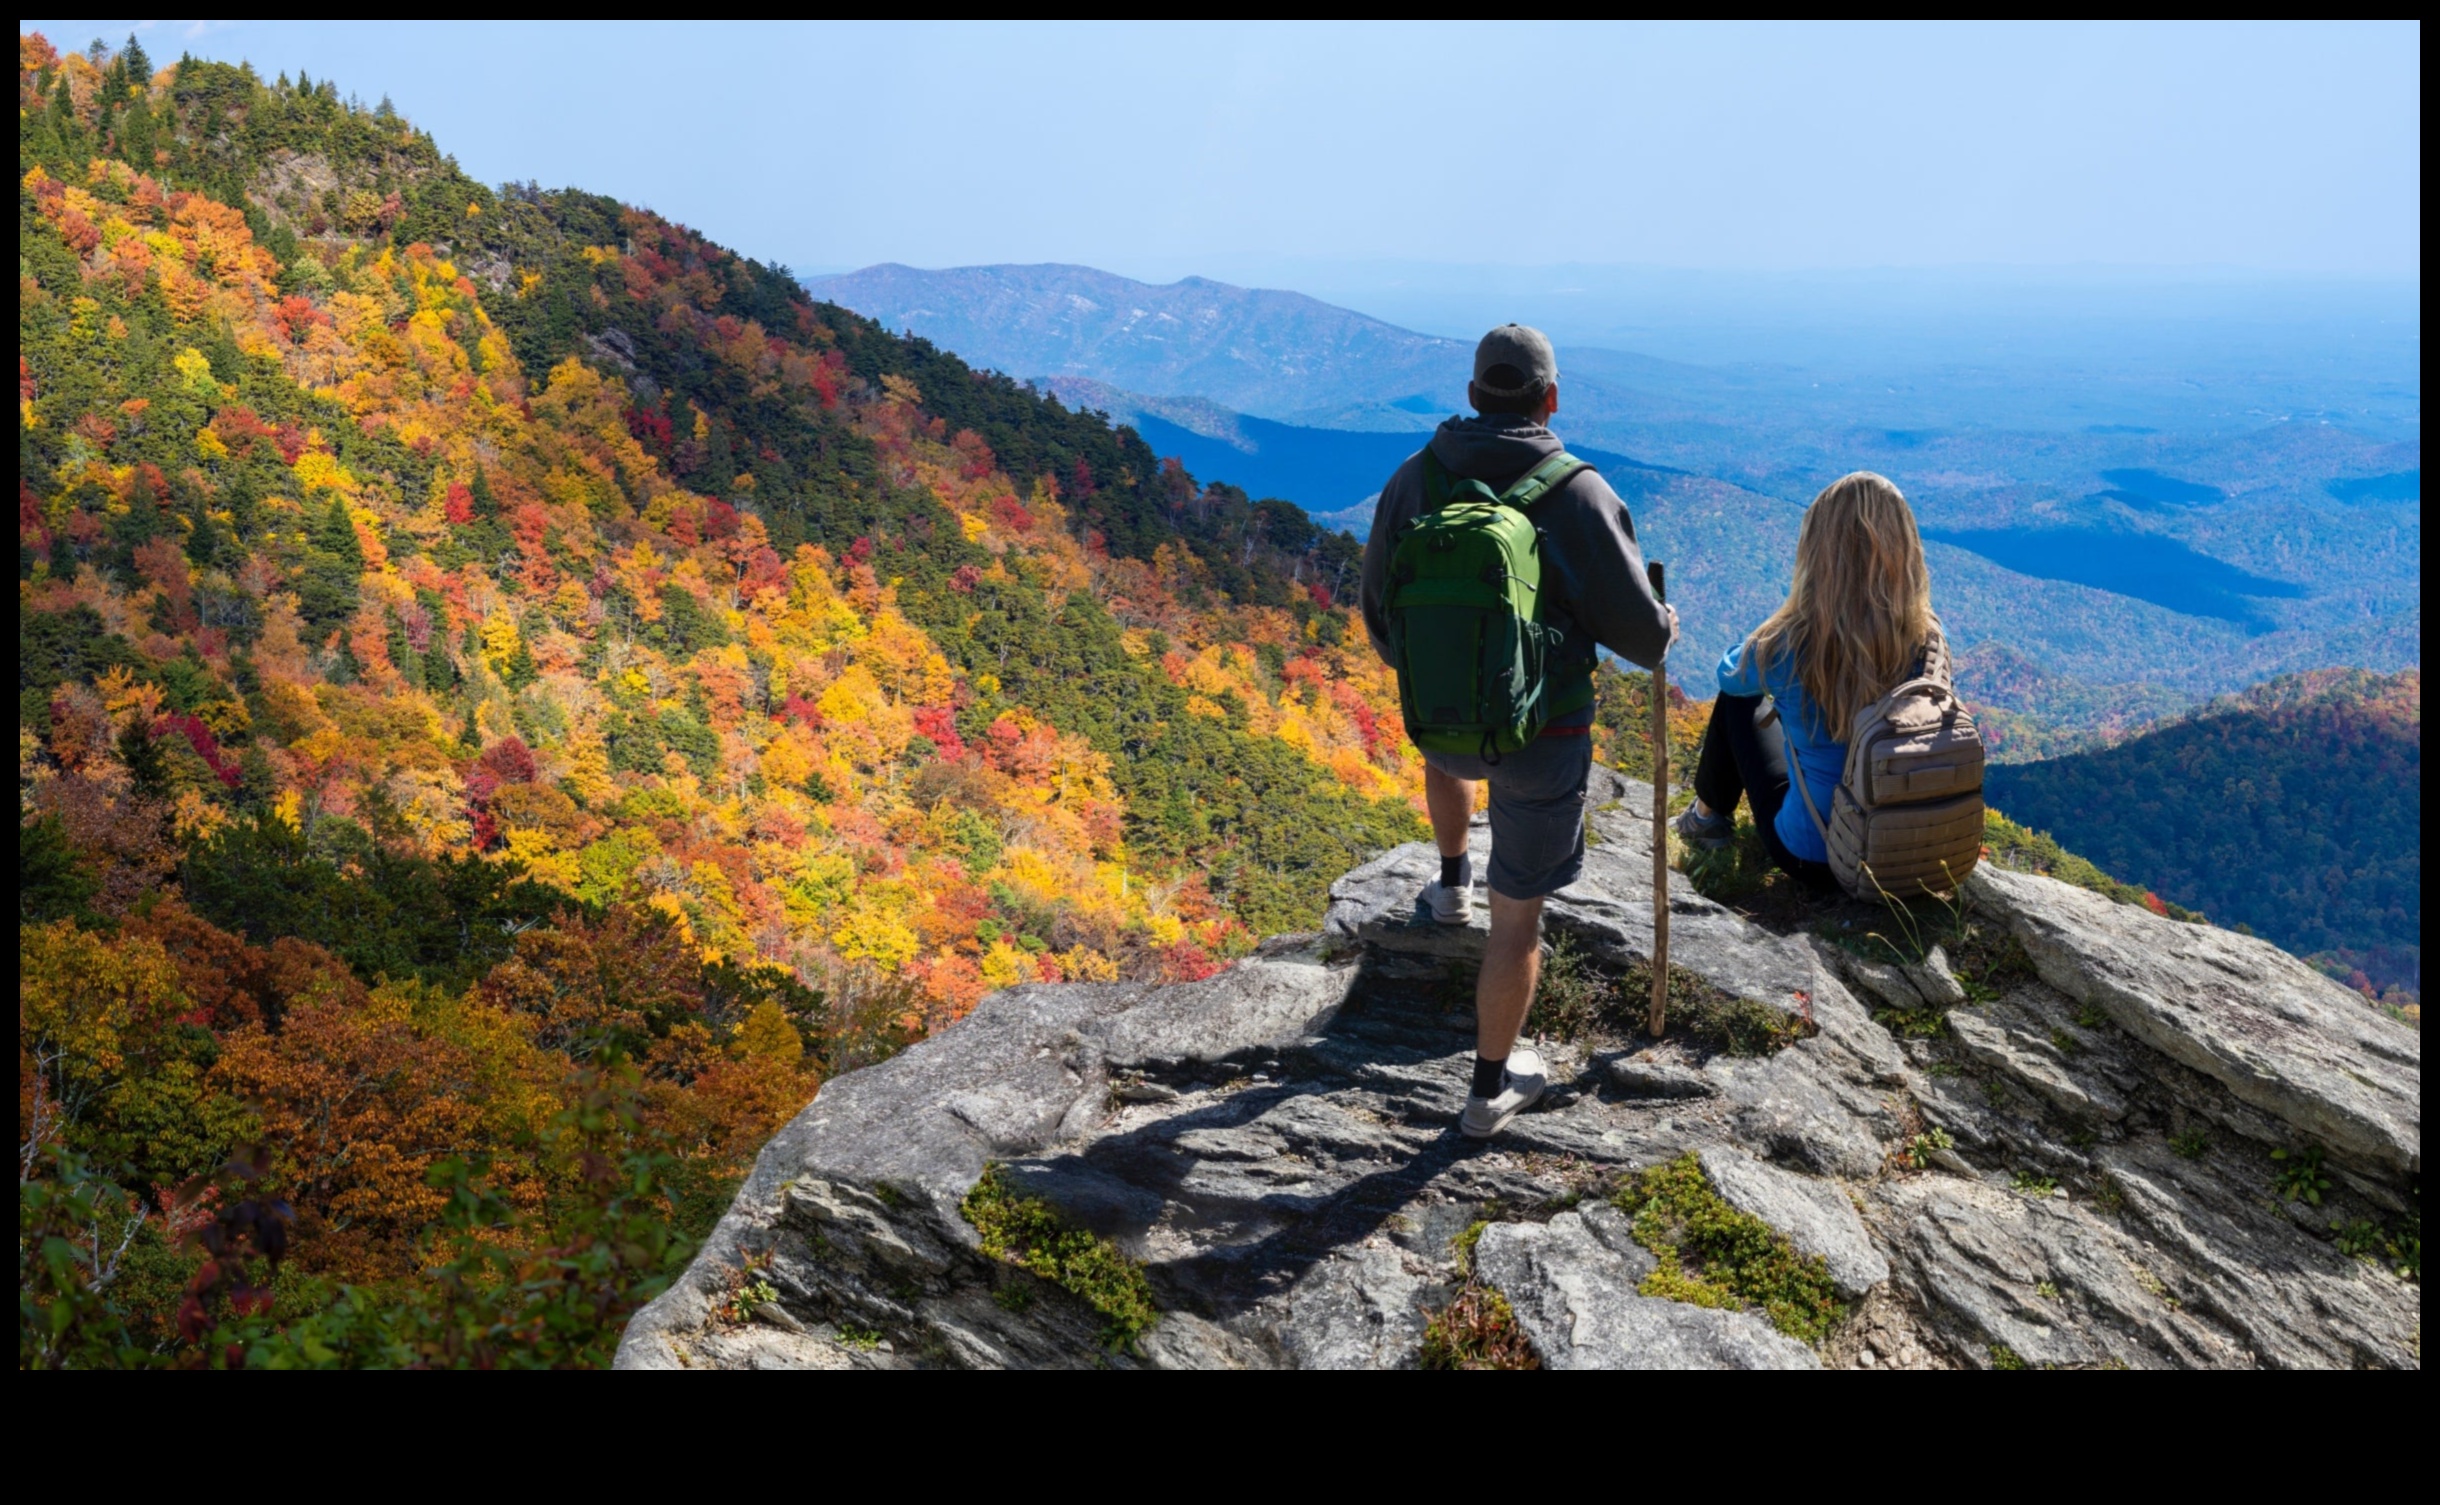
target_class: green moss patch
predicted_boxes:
[1612,1154,1846,1344]
[960,1164,1159,1348]
[1419,1284,1541,1370]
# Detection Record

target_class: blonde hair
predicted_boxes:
[1752,472,1934,738]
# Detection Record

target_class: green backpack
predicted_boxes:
[1386,449,1594,757]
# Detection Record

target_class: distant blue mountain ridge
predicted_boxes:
[1117,406,1675,526]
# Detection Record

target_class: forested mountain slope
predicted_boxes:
[1984,669,2420,1001]
[17,34,1438,1364]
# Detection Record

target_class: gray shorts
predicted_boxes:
[1423,733,1593,900]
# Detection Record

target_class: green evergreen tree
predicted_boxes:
[504,633,539,690]
[118,720,173,804]
[313,495,365,570]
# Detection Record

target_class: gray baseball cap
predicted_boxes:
[1473,323,1558,396]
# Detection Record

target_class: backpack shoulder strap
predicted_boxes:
[1781,717,1834,846]
[1916,618,1952,684]
[1419,447,1454,514]
[1497,451,1594,512]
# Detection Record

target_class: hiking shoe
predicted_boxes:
[1673,804,1735,850]
[1422,865,1476,925]
[1460,1048,1548,1139]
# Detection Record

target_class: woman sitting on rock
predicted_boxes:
[1674,471,1940,889]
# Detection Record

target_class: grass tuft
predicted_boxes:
[1418,1284,1541,1370]
[1525,933,1809,1056]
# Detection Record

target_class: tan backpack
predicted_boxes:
[1784,628,1986,898]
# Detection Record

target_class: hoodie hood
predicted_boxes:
[1426,413,1563,491]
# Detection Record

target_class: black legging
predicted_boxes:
[1692,694,1836,891]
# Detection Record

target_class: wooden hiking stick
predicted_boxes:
[1647,561,1669,1037]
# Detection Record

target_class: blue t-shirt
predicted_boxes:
[1717,636,1842,865]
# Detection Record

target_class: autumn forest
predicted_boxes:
[15,33,1574,1365]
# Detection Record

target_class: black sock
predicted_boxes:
[1440,853,1467,889]
[1471,1054,1507,1098]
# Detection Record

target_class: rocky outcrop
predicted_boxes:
[618,771,2420,1371]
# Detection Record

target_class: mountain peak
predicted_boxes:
[809,261,1466,423]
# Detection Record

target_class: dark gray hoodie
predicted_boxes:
[1360,414,1673,710]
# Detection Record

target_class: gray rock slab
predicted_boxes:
[1945,1005,2131,1123]
[1475,1212,1817,1369]
[1829,943,1965,1012]
[1609,1053,1717,1098]
[1101,937,1356,1067]
[1696,1145,1888,1297]
[1282,1246,1432,1369]
[1715,1048,1892,1178]
[1971,865,2420,1178]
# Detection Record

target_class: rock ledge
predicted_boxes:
[618,776,2420,1371]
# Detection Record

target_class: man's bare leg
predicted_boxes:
[1477,891,1544,1061]
[1424,763,1473,858]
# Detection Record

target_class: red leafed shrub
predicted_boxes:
[272,295,328,344]
[625,403,674,449]
[59,207,101,255]
[741,546,788,599]
[476,736,538,787]
[211,405,274,459]
[20,477,47,545]
[158,713,242,788]
[949,564,982,594]
[951,429,994,480]
[443,482,475,525]
[912,705,966,762]
[1158,939,1221,983]
[811,350,846,409]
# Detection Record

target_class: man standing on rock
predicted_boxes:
[1362,324,1677,1138]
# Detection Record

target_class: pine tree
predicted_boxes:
[314,495,364,571]
[468,465,501,520]
[122,33,153,85]
[505,634,539,690]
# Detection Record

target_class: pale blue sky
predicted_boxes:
[25,20,2424,283]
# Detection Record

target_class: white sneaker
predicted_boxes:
[1460,1048,1548,1139]
[1423,858,1476,925]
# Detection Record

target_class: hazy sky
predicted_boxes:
[25,20,2424,282]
